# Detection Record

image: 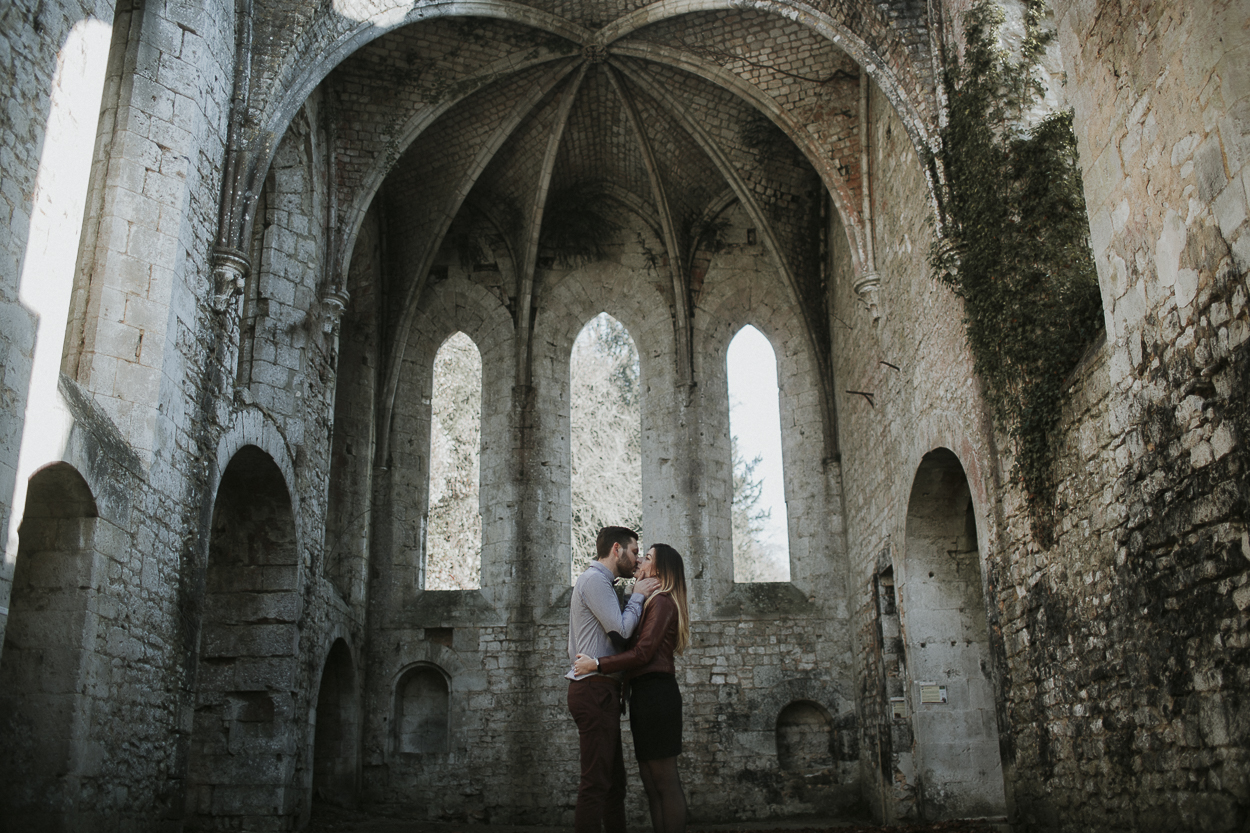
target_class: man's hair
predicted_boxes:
[595,526,637,560]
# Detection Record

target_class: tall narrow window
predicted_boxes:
[727,325,789,582]
[570,313,641,583]
[426,332,482,590]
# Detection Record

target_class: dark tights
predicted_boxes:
[637,756,686,833]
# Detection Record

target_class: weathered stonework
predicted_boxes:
[0,1,1247,831]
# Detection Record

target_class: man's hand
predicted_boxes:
[573,653,598,676]
[632,577,660,597]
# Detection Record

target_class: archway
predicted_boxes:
[0,463,99,828]
[186,445,301,828]
[311,639,359,809]
[900,448,1006,819]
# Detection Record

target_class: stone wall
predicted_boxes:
[984,2,1250,829]
[0,2,1247,831]
[345,208,858,824]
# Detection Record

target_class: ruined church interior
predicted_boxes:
[0,0,1247,830]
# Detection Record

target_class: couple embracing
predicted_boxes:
[566,526,691,833]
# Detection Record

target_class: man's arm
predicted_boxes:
[583,572,652,645]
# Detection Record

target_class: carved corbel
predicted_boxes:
[853,269,881,322]
[321,286,350,334]
[211,246,251,313]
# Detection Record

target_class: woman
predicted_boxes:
[574,544,690,833]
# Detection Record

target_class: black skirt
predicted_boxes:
[628,672,682,761]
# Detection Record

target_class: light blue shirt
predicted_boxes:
[566,561,645,680]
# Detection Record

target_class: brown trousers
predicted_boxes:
[567,676,627,833]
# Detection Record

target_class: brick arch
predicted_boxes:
[892,428,995,580]
[214,407,299,528]
[242,2,591,252]
[599,0,937,156]
[244,1,938,296]
[378,268,517,466]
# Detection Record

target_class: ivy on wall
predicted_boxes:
[929,1,1104,546]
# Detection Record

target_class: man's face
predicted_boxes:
[615,538,640,578]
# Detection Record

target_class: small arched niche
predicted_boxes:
[727,324,790,583]
[0,463,99,824]
[901,448,1006,820]
[569,312,641,582]
[425,331,483,590]
[395,664,450,755]
[311,639,359,809]
[776,700,833,773]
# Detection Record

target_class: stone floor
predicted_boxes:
[307,805,1010,833]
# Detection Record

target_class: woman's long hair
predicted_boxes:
[646,543,690,655]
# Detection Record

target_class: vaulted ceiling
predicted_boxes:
[320,9,880,390]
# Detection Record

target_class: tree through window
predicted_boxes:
[570,313,642,583]
[727,325,790,582]
[426,332,482,590]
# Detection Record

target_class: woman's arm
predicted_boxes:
[595,594,676,674]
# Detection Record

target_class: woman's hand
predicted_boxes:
[573,653,598,676]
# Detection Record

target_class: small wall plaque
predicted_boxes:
[890,697,908,719]
[919,684,947,704]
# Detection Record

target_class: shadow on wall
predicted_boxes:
[395,663,450,756]
[312,638,361,810]
[0,463,99,828]
[186,445,302,828]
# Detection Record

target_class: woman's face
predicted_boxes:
[636,548,658,580]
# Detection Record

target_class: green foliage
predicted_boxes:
[731,437,786,583]
[930,1,1104,545]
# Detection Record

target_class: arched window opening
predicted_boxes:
[396,665,450,755]
[776,701,833,773]
[901,448,1006,820]
[570,313,641,583]
[312,639,359,808]
[727,325,789,582]
[426,332,482,590]
[187,445,300,826]
[0,464,98,822]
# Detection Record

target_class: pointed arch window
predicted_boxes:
[426,332,482,590]
[727,325,790,582]
[570,313,641,583]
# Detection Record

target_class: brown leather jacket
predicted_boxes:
[596,592,678,678]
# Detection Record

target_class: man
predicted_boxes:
[567,526,659,833]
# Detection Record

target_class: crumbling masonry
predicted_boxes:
[0,1,1247,830]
